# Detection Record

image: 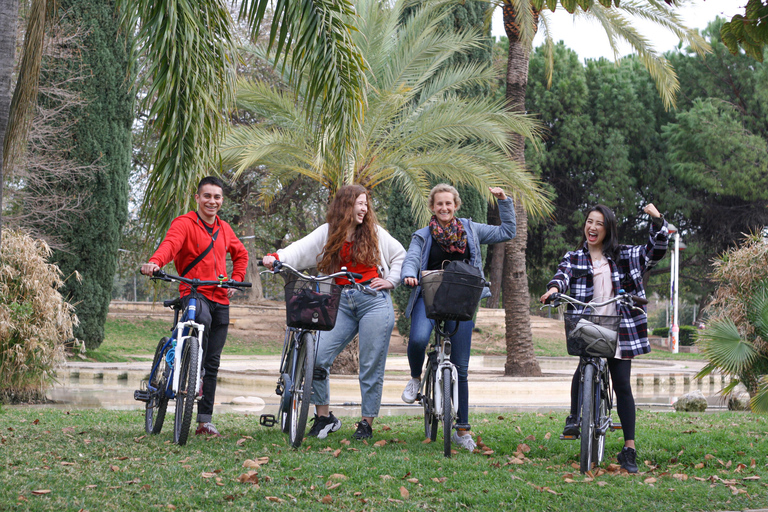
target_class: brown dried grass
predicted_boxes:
[0,229,79,403]
[707,232,768,353]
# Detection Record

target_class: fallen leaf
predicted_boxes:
[694,463,705,469]
[743,476,761,481]
[374,440,387,447]
[237,471,259,484]
[201,472,216,479]
[380,475,393,481]
[387,498,404,503]
[242,459,260,469]
[31,490,51,495]
[705,454,715,460]
[109,465,119,472]
[333,449,341,458]
[340,439,350,446]
[431,477,447,484]
[407,478,419,484]
[329,474,347,480]
[517,443,531,454]
[525,435,535,441]
[597,481,608,487]
[326,482,341,490]
[61,462,75,466]
[321,495,333,504]
[644,477,657,484]
[399,486,409,499]
[544,432,551,440]
[265,497,284,503]
[422,438,432,444]
[672,474,688,481]
[381,425,391,431]
[236,438,247,446]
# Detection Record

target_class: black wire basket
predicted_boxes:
[420,269,484,322]
[284,278,341,331]
[563,312,621,358]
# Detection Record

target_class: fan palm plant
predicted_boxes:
[221,0,551,221]
[696,233,768,413]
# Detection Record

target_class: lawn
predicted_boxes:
[2,408,767,511]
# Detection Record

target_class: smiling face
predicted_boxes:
[352,193,368,225]
[195,184,224,224]
[584,210,606,250]
[431,191,457,228]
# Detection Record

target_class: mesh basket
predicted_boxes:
[563,312,621,357]
[420,269,484,322]
[284,278,341,331]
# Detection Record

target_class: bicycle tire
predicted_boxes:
[592,385,609,465]
[442,367,453,458]
[288,332,315,448]
[423,365,438,441]
[579,363,596,473]
[145,337,171,434]
[279,332,298,435]
[174,335,199,446]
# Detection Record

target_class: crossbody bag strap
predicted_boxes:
[181,228,220,277]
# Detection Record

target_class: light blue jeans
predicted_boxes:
[311,288,394,418]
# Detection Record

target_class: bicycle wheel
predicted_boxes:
[592,385,609,466]
[145,337,171,434]
[442,367,453,458]
[173,335,199,446]
[288,332,315,448]
[579,363,596,473]
[423,365,438,441]
[279,332,298,434]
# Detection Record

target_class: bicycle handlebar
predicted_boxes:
[542,290,647,311]
[150,269,252,288]
[258,259,363,283]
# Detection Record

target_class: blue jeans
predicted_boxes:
[311,288,394,418]
[406,295,473,425]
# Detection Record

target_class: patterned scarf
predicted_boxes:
[429,215,467,254]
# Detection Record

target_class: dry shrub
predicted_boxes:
[706,232,768,353]
[0,229,79,403]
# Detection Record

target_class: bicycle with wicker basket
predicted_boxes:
[416,265,486,457]
[541,290,647,473]
[257,260,368,448]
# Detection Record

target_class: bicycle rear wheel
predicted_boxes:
[442,367,453,458]
[423,364,438,441]
[288,332,315,448]
[579,363,596,473]
[174,336,199,446]
[145,337,171,434]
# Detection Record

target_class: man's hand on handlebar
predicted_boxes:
[141,262,160,276]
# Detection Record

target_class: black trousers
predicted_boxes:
[182,294,229,423]
[570,358,635,441]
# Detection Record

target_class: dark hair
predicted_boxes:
[317,185,380,274]
[577,204,620,260]
[197,176,225,193]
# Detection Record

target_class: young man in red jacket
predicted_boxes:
[141,176,248,437]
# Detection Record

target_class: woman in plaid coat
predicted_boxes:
[540,204,668,473]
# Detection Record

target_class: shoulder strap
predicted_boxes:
[181,228,220,277]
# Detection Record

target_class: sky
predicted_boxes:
[491,0,744,61]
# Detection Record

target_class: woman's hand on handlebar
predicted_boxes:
[539,287,558,304]
[403,276,418,288]
[261,255,277,270]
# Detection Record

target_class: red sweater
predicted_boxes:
[149,211,249,304]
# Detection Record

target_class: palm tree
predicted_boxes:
[118,0,367,240]
[493,0,708,376]
[220,0,552,222]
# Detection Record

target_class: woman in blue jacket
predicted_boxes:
[400,184,516,451]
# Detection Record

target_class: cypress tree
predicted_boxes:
[38,1,134,348]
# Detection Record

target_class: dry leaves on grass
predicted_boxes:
[399,486,409,499]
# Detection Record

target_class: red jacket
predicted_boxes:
[149,211,249,304]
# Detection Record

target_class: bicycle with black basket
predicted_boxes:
[541,290,647,473]
[134,270,251,445]
[257,260,372,448]
[416,266,486,458]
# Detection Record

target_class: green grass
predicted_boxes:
[2,408,767,511]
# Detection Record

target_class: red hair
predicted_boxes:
[317,185,380,274]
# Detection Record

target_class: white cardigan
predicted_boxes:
[276,224,406,288]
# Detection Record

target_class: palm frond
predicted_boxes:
[751,375,768,413]
[697,319,760,376]
[747,282,768,341]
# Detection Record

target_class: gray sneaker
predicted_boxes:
[401,378,420,404]
[307,412,342,439]
[451,431,477,451]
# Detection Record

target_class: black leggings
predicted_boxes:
[570,358,635,441]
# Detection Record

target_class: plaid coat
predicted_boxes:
[547,221,669,358]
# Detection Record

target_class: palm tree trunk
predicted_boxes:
[503,1,541,376]
[0,0,19,246]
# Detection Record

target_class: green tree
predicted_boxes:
[34,0,134,349]
[221,0,549,222]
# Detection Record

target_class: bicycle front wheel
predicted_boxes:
[592,385,608,466]
[579,363,596,473]
[145,337,171,434]
[423,365,438,441]
[174,336,199,446]
[442,367,453,458]
[288,332,315,448]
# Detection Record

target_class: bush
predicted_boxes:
[651,325,697,346]
[652,327,669,337]
[0,229,79,403]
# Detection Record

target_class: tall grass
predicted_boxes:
[0,229,78,402]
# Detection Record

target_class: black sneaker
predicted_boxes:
[307,412,342,439]
[353,419,373,440]
[618,446,639,473]
[563,414,579,436]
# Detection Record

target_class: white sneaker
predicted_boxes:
[451,431,477,451]
[401,378,420,404]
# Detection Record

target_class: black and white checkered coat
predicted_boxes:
[547,221,669,358]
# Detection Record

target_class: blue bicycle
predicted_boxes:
[134,270,250,445]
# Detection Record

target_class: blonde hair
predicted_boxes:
[428,183,461,210]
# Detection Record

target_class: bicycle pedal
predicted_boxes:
[610,423,623,430]
[259,414,277,427]
[559,434,579,440]
[133,389,151,402]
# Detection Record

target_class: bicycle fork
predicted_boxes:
[434,340,458,422]
[173,319,205,397]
